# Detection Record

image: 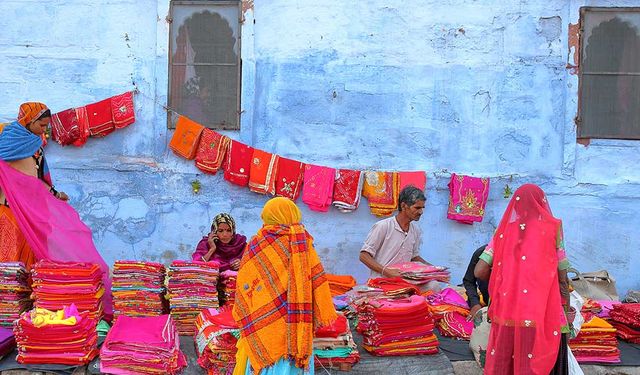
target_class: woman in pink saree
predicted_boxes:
[475,184,571,375]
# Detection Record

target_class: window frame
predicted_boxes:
[577,6,640,141]
[167,0,242,130]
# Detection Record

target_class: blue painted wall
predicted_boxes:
[0,0,638,295]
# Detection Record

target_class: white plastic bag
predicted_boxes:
[568,346,584,375]
[570,290,585,338]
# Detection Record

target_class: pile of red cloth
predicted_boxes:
[314,313,360,368]
[194,307,239,375]
[387,262,450,285]
[357,294,439,356]
[581,298,603,322]
[218,270,237,307]
[112,260,166,320]
[14,306,98,365]
[367,277,420,297]
[0,262,31,328]
[30,260,104,321]
[325,274,357,297]
[609,303,640,343]
[100,314,186,374]
[166,260,220,335]
[569,316,620,363]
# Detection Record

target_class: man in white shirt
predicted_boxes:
[359,186,430,279]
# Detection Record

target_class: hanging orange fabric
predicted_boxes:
[169,116,205,160]
[248,149,279,195]
[194,129,231,174]
[362,171,399,217]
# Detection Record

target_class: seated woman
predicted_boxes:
[192,213,246,271]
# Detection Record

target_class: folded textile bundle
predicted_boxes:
[30,260,104,321]
[325,274,357,297]
[367,277,420,297]
[609,303,640,343]
[218,270,237,307]
[314,313,360,368]
[15,306,98,365]
[100,315,186,375]
[425,288,470,322]
[387,262,451,285]
[436,312,473,340]
[166,260,220,335]
[194,307,239,375]
[112,261,166,320]
[0,327,15,358]
[0,262,32,328]
[357,294,439,356]
[569,317,620,363]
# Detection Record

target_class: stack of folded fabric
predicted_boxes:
[218,270,237,307]
[357,294,439,356]
[166,260,220,335]
[0,327,15,359]
[31,260,104,320]
[194,307,239,374]
[325,274,357,297]
[609,303,640,343]
[15,305,98,365]
[569,316,620,363]
[112,260,166,320]
[100,315,186,374]
[387,262,451,285]
[367,277,420,297]
[425,288,472,339]
[314,313,360,369]
[0,262,32,327]
[581,298,603,322]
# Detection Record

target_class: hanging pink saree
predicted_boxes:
[447,173,490,224]
[301,164,335,212]
[0,160,112,316]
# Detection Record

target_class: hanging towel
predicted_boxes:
[72,106,91,147]
[332,169,364,212]
[446,173,490,224]
[86,98,115,137]
[248,149,279,195]
[223,140,253,187]
[362,171,399,217]
[302,164,336,212]
[50,108,80,146]
[399,171,427,192]
[274,157,304,201]
[194,128,231,174]
[169,116,205,160]
[110,91,135,129]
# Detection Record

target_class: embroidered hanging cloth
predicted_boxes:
[86,98,115,137]
[447,173,490,224]
[169,116,205,160]
[399,171,427,191]
[194,128,231,175]
[50,108,80,146]
[110,91,136,129]
[223,140,253,187]
[248,148,280,195]
[73,106,91,147]
[332,169,363,213]
[362,171,399,217]
[301,164,335,212]
[274,157,305,201]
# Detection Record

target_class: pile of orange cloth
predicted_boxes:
[325,274,357,297]
[569,317,620,363]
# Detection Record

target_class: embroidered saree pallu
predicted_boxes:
[248,148,279,195]
[195,129,231,174]
[170,115,205,160]
[110,91,136,129]
[85,98,115,137]
[50,108,81,146]
[302,164,336,212]
[447,173,490,224]
[362,171,399,217]
[274,157,304,201]
[73,106,91,146]
[332,169,363,212]
[223,140,253,186]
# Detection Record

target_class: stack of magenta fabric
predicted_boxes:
[387,262,451,285]
[112,260,166,320]
[0,262,31,328]
[609,303,640,344]
[100,315,186,374]
[314,313,360,368]
[14,305,98,365]
[194,307,239,375]
[218,270,237,307]
[424,288,473,340]
[30,260,104,321]
[569,316,620,363]
[357,294,439,356]
[166,260,220,335]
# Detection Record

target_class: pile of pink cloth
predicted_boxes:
[357,294,439,356]
[30,260,104,321]
[112,260,166,320]
[100,315,186,374]
[425,288,472,339]
[0,262,31,328]
[218,270,237,307]
[15,306,98,365]
[387,262,450,285]
[609,303,640,344]
[166,260,220,335]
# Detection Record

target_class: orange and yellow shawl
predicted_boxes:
[232,198,337,373]
[362,171,399,217]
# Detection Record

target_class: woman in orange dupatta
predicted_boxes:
[233,197,337,375]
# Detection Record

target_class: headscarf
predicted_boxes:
[484,184,564,375]
[233,197,336,373]
[17,102,50,147]
[211,213,236,234]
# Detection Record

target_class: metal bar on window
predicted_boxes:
[172,1,239,5]
[582,72,640,76]
[171,63,239,67]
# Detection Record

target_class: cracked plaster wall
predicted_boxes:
[0,0,638,294]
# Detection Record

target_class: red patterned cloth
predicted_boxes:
[50,108,80,146]
[110,91,135,129]
[86,98,115,137]
[274,157,304,201]
[195,129,231,175]
[223,140,253,187]
[332,169,363,212]
[73,106,91,147]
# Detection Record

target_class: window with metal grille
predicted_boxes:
[578,8,640,140]
[168,0,241,130]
